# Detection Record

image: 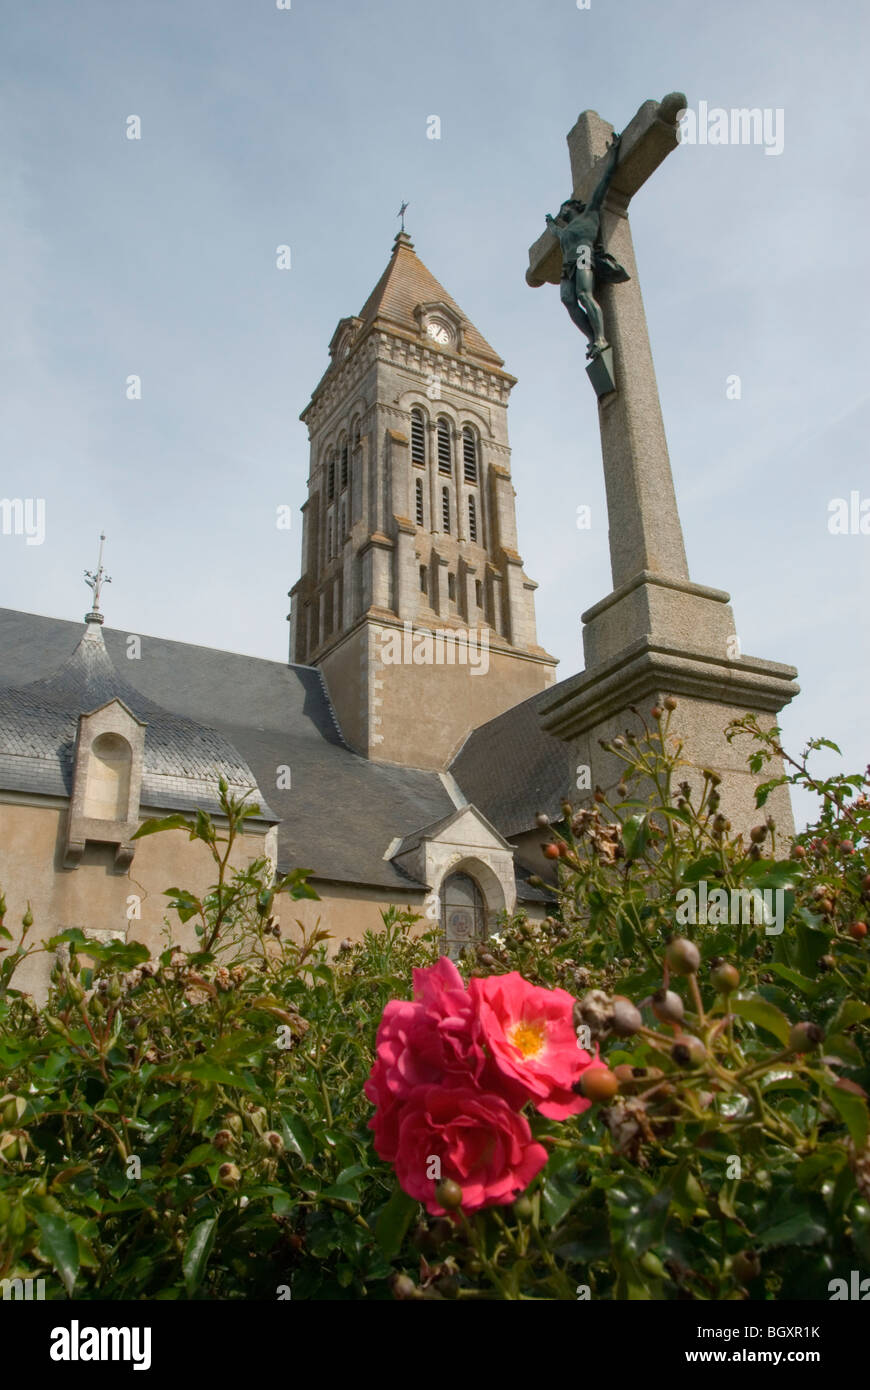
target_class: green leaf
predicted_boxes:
[281,1113,315,1163]
[541,1160,579,1227]
[375,1185,417,1258]
[830,999,870,1034]
[132,814,193,840]
[756,1213,827,1250]
[731,995,792,1046]
[621,813,650,863]
[182,1216,217,1297]
[158,1060,255,1091]
[35,1212,80,1296]
[819,1080,869,1149]
[767,963,823,999]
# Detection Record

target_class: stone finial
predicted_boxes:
[84,532,111,624]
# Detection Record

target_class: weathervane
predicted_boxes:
[84,533,111,624]
[397,200,409,234]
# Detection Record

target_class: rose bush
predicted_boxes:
[0,711,867,1300]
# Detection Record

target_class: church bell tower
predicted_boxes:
[289,230,557,770]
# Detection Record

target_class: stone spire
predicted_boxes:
[83,533,111,626]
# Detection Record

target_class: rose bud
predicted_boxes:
[652,988,685,1024]
[434,1178,464,1210]
[670,1035,707,1068]
[789,1021,824,1053]
[666,938,701,976]
[610,996,643,1037]
[732,1250,761,1283]
[212,1129,234,1151]
[710,962,740,993]
[218,1162,241,1186]
[578,1067,619,1102]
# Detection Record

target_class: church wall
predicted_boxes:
[288,879,427,948]
[320,622,557,770]
[0,799,272,1002]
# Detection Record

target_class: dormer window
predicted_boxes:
[64,698,146,869]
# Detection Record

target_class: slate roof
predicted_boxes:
[0,608,572,894]
[0,619,276,820]
[449,685,577,839]
[0,609,457,891]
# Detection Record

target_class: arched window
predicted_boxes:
[83,733,132,821]
[462,427,478,483]
[442,487,451,533]
[468,494,478,542]
[440,872,486,960]
[411,408,426,465]
[340,440,349,490]
[437,418,452,474]
[415,477,424,527]
[327,451,336,502]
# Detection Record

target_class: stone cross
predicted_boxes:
[527,94,689,592]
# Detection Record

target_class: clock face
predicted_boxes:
[426,321,451,346]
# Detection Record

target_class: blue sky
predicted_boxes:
[1,0,867,827]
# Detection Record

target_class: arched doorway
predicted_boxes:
[440,871,486,960]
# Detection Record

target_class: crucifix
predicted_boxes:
[527,93,690,592]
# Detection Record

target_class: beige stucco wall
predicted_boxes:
[321,623,555,768]
[0,798,273,1001]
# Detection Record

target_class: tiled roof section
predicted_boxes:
[357,237,505,368]
[0,621,277,819]
[0,609,458,891]
[449,685,577,839]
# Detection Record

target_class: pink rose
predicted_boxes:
[392,1084,549,1214]
[470,972,593,1119]
[369,957,485,1103]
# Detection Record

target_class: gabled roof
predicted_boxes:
[357,233,505,367]
[390,803,514,860]
[450,684,577,838]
